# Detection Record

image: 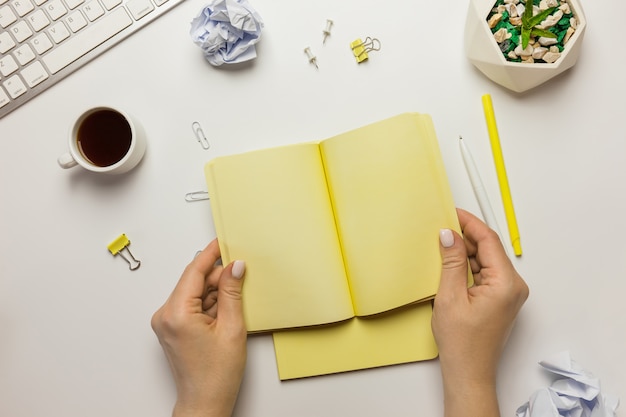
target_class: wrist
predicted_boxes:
[443,380,499,417]
[173,387,237,417]
[440,366,500,417]
[438,347,499,386]
[173,400,233,417]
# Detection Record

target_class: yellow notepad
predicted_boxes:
[273,301,438,380]
[204,113,460,333]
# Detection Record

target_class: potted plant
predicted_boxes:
[464,0,587,93]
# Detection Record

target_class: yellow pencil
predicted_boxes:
[481,94,522,256]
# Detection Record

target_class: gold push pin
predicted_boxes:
[304,47,318,68]
[107,234,141,270]
[322,19,333,44]
[350,37,381,63]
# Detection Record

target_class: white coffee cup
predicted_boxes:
[58,106,146,175]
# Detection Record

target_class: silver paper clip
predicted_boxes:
[192,121,210,150]
[185,191,210,202]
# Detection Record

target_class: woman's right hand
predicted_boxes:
[151,240,247,417]
[432,208,529,417]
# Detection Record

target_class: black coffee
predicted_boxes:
[77,109,132,167]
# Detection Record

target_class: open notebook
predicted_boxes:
[205,113,461,378]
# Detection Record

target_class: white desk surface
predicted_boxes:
[1,0,625,416]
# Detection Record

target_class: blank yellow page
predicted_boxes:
[205,144,354,333]
[320,113,460,316]
[273,301,438,380]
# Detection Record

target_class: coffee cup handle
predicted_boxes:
[58,152,78,169]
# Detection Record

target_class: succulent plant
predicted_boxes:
[520,1,557,49]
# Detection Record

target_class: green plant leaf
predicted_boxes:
[521,27,531,49]
[527,7,557,27]
[522,0,534,27]
[520,2,558,48]
[531,28,557,39]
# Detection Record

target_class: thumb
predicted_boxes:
[216,260,246,329]
[437,229,470,300]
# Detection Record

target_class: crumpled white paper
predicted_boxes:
[516,351,619,417]
[190,0,264,66]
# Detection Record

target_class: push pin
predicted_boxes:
[304,47,318,69]
[350,37,381,63]
[107,234,141,271]
[322,19,333,44]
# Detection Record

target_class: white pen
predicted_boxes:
[459,136,506,246]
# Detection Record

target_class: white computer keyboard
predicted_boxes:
[0,0,185,119]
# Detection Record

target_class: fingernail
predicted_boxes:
[232,260,246,279]
[439,229,454,248]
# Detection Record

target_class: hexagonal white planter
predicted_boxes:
[464,0,587,93]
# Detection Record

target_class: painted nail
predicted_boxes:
[439,229,454,248]
[232,260,246,279]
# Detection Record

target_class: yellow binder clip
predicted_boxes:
[350,37,381,63]
[107,234,141,271]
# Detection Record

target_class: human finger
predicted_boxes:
[216,260,246,331]
[202,288,219,317]
[191,239,222,276]
[170,239,222,304]
[436,229,470,302]
[457,209,509,271]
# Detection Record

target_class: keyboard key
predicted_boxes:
[28,9,50,31]
[11,0,34,17]
[21,61,48,86]
[126,0,153,20]
[0,87,9,108]
[0,54,19,76]
[3,73,26,98]
[0,30,16,53]
[65,0,84,9]
[0,4,17,27]
[44,0,67,20]
[43,7,132,74]
[10,20,33,42]
[48,20,69,42]
[66,9,87,32]
[14,43,35,64]
[82,0,103,21]
[31,32,52,53]
[101,0,120,10]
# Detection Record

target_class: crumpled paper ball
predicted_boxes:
[516,351,619,417]
[190,0,264,66]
